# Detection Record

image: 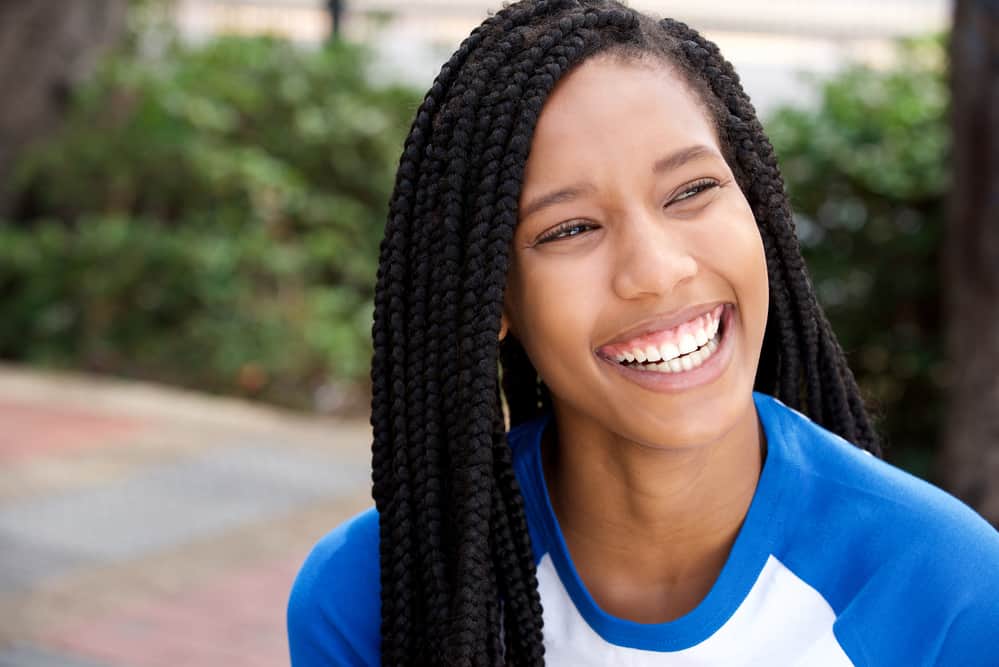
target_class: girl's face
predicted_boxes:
[503,56,769,449]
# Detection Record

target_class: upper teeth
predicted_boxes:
[613,308,722,364]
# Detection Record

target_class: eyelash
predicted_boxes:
[535,178,720,244]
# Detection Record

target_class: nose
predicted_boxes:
[611,210,698,300]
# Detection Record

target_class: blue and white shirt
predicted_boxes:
[287,393,999,665]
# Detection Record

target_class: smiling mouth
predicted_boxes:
[608,304,729,374]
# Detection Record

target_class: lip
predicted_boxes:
[596,301,729,353]
[597,304,737,393]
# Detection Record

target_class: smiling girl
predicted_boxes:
[287,2,999,665]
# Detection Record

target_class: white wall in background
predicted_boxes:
[174,0,952,115]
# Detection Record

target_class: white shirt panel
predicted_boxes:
[538,554,854,666]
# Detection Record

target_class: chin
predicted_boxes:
[621,389,755,450]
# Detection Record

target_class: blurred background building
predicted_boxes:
[173,0,951,114]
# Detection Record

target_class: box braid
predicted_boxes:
[370,1,880,664]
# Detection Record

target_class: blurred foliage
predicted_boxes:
[766,35,949,478]
[2,35,420,410]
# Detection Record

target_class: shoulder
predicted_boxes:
[762,393,998,558]
[757,394,999,665]
[287,506,381,667]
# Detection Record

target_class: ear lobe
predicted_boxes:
[498,313,510,342]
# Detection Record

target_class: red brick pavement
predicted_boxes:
[0,399,146,463]
[38,550,304,667]
[0,365,372,666]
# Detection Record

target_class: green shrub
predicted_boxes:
[5,36,421,409]
[766,36,948,477]
[0,216,376,408]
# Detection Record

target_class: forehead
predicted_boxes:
[522,56,720,184]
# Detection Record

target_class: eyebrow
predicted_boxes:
[652,144,716,175]
[519,183,596,220]
[519,144,717,220]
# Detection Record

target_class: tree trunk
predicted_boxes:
[0,0,127,217]
[941,0,999,525]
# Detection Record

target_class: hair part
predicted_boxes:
[370,2,878,664]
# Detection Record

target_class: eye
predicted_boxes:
[535,220,597,245]
[668,178,720,206]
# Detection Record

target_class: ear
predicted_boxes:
[498,312,510,342]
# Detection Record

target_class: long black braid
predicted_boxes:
[370,2,879,664]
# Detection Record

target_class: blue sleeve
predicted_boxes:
[287,507,382,667]
[828,488,999,666]
[935,593,999,666]
[932,512,999,666]
[765,402,999,667]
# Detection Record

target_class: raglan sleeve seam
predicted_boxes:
[832,618,872,667]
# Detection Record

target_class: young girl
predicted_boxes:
[288,1,999,664]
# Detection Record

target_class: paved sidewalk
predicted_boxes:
[0,364,374,667]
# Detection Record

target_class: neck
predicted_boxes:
[542,395,765,622]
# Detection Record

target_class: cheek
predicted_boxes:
[733,203,769,302]
[506,256,601,382]
[716,197,770,339]
[703,194,766,275]
[690,193,769,324]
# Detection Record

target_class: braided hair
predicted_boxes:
[369,1,879,664]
